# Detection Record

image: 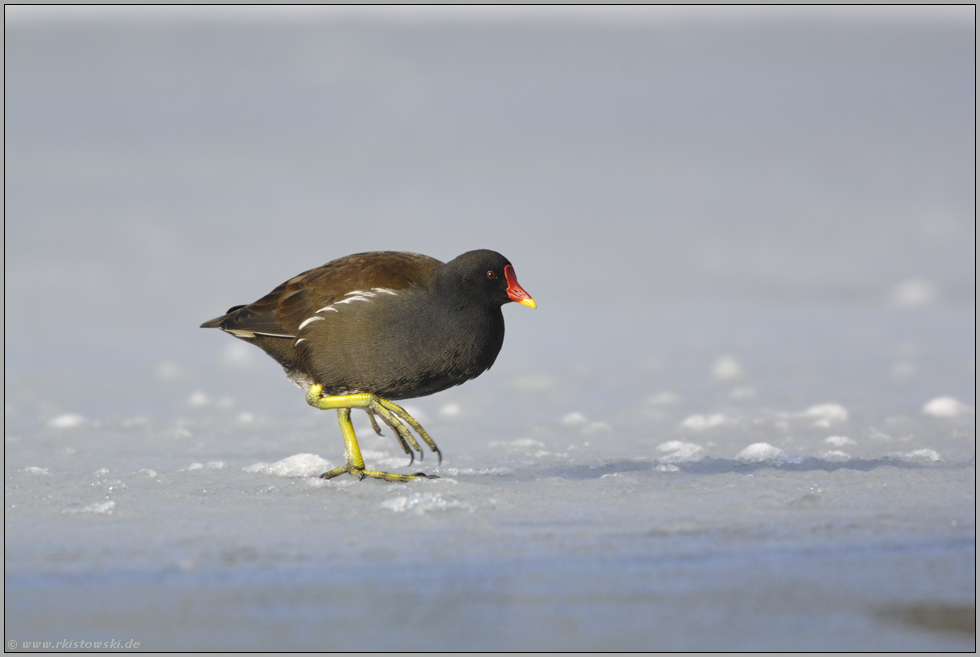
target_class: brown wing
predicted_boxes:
[202,252,443,337]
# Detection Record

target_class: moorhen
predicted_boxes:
[201,249,535,481]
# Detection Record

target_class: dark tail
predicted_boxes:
[200,305,246,329]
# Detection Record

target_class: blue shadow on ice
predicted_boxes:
[542,456,970,480]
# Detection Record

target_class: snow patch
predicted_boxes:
[187,392,210,408]
[244,453,333,477]
[221,341,255,367]
[647,391,681,407]
[582,421,611,435]
[680,413,728,430]
[63,500,116,515]
[491,438,544,449]
[440,466,514,476]
[48,414,85,429]
[511,373,558,392]
[24,466,50,475]
[922,396,973,418]
[890,361,916,380]
[155,361,182,379]
[890,278,938,307]
[802,403,849,422]
[780,403,849,426]
[736,443,802,465]
[380,492,474,515]
[560,412,610,434]
[730,386,756,401]
[712,356,744,381]
[439,403,461,418]
[898,449,943,463]
[401,405,426,423]
[656,440,705,463]
[179,462,225,472]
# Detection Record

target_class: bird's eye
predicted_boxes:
[486,270,497,280]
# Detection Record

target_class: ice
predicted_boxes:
[4,10,974,653]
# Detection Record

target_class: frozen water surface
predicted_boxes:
[4,7,975,651]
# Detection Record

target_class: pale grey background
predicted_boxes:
[5,7,975,651]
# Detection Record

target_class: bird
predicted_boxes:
[201,249,536,482]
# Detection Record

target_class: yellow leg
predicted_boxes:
[306,384,441,482]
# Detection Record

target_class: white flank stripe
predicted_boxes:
[335,296,371,305]
[372,287,398,295]
[344,290,376,297]
[298,316,325,331]
[316,305,339,313]
[295,338,306,345]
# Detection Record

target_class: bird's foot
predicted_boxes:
[319,463,438,482]
[306,384,443,479]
